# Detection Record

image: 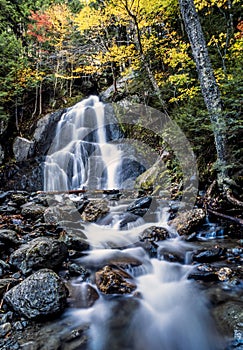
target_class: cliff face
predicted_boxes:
[0,109,65,192]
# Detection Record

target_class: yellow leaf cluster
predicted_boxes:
[75,4,115,32]
[96,44,136,64]
[194,0,228,12]
[208,33,229,48]
[17,68,43,87]
[46,4,73,47]
[163,43,191,69]
[228,35,243,59]
[169,86,200,103]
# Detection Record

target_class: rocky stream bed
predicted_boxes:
[0,190,242,350]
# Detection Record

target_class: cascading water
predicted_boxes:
[44,96,224,350]
[44,96,125,191]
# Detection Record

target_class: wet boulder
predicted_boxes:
[80,200,109,222]
[139,226,170,257]
[119,212,142,229]
[169,208,206,235]
[59,230,89,252]
[95,265,136,294]
[212,301,243,348]
[66,262,90,279]
[4,269,68,320]
[9,237,68,275]
[126,196,152,217]
[68,283,99,308]
[139,226,169,242]
[188,265,218,282]
[193,247,227,263]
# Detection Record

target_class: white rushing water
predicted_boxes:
[44,96,123,191]
[44,96,223,349]
[65,204,222,350]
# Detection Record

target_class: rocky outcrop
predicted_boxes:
[0,109,65,191]
[169,208,206,235]
[135,157,171,194]
[4,269,68,320]
[0,160,44,191]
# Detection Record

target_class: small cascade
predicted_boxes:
[44,96,125,191]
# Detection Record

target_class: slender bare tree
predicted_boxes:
[178,0,243,206]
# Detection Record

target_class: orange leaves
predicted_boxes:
[28,4,74,46]
[236,20,243,38]
[27,10,52,43]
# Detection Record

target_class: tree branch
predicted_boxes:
[207,207,243,226]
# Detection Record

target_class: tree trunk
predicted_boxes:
[178,0,227,186]
[133,20,168,114]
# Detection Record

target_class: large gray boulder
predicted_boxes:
[4,269,68,319]
[13,137,34,162]
[9,237,68,275]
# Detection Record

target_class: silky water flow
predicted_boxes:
[44,96,223,350]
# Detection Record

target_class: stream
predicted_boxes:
[39,96,242,349]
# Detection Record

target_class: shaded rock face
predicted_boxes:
[9,237,68,275]
[4,269,68,320]
[32,109,65,157]
[0,109,64,191]
[95,265,136,294]
[0,160,44,192]
[169,208,206,235]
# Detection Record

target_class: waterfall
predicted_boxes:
[43,96,224,350]
[44,96,126,191]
